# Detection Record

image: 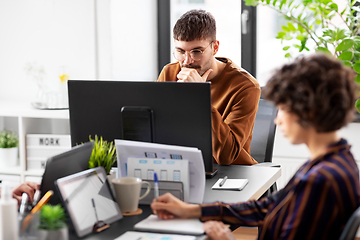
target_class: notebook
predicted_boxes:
[134,214,204,235]
[211,178,249,191]
[115,231,196,240]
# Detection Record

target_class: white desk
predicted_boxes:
[204,164,281,203]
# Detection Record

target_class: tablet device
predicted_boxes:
[39,141,94,206]
[55,167,122,237]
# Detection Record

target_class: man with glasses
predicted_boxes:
[158,9,261,166]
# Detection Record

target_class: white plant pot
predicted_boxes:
[0,147,18,167]
[38,226,68,240]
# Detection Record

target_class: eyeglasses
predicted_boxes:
[173,42,213,61]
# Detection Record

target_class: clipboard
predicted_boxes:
[211,178,248,191]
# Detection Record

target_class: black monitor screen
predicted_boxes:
[67,80,213,174]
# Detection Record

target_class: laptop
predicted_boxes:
[39,141,94,206]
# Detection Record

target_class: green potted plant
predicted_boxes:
[244,0,360,113]
[0,130,19,167]
[88,135,117,193]
[88,135,117,175]
[38,204,68,240]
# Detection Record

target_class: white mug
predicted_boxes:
[112,177,151,213]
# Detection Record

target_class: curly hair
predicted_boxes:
[173,9,216,42]
[262,53,357,132]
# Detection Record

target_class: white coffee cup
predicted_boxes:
[112,177,151,213]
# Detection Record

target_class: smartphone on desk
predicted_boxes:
[121,106,154,142]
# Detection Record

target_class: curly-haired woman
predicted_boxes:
[151,53,360,240]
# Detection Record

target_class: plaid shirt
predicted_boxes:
[200,139,360,240]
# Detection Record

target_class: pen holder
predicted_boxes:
[19,212,40,240]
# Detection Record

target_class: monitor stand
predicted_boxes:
[206,168,218,178]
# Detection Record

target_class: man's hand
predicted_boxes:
[177,68,213,82]
[12,182,39,204]
[150,193,201,220]
[203,221,235,240]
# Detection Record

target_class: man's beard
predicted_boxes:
[181,64,201,69]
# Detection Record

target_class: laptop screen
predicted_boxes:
[39,141,94,206]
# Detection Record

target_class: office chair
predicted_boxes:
[251,98,279,195]
[339,206,360,240]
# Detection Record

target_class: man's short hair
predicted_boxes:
[173,9,216,42]
[263,53,358,133]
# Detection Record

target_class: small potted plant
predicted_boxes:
[38,204,68,240]
[88,135,117,187]
[0,130,19,167]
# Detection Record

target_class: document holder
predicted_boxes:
[139,180,184,204]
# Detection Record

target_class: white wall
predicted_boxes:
[0,0,97,102]
[0,0,158,103]
[273,122,360,189]
[110,0,158,81]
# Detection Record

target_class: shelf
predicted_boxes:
[0,100,69,119]
[0,101,70,184]
[0,166,21,175]
[25,169,45,177]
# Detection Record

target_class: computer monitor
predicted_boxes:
[67,80,215,176]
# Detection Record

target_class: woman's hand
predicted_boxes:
[203,221,235,240]
[150,193,201,219]
[12,182,39,204]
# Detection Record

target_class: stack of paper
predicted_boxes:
[115,139,205,203]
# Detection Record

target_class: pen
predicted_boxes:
[32,189,41,207]
[154,172,159,201]
[31,190,54,214]
[219,176,228,187]
[19,193,29,218]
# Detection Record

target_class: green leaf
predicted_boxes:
[287,22,297,31]
[297,23,305,33]
[279,0,287,10]
[340,8,346,16]
[285,53,292,58]
[323,29,336,38]
[282,26,290,32]
[353,63,360,74]
[343,60,353,67]
[336,29,349,41]
[336,39,354,51]
[328,3,338,11]
[0,130,19,148]
[296,35,305,41]
[244,0,259,5]
[338,51,353,61]
[315,19,322,25]
[276,32,286,38]
[88,135,116,174]
[355,75,360,84]
[355,98,360,114]
[316,47,332,55]
[39,204,67,230]
[283,46,290,50]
